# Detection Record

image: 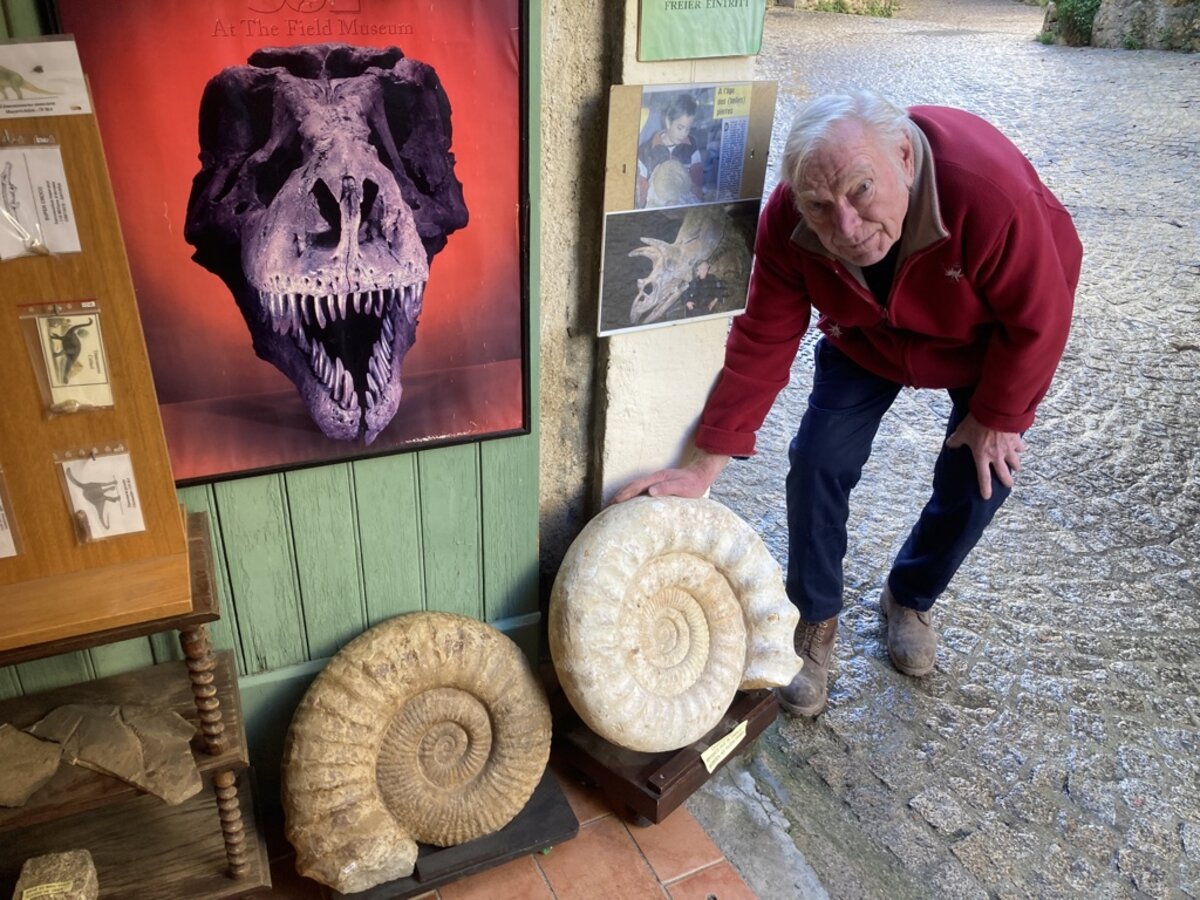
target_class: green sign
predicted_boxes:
[638,0,767,61]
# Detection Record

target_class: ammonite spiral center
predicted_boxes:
[643,588,705,670]
[376,686,493,812]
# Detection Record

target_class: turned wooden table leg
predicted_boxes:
[214,769,250,879]
[179,623,226,756]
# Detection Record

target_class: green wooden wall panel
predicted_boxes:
[481,435,539,621]
[353,454,425,624]
[3,0,42,37]
[284,464,366,659]
[175,484,245,672]
[11,653,93,695]
[88,639,156,678]
[417,445,483,618]
[213,475,306,674]
[0,666,21,700]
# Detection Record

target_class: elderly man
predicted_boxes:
[614,91,1082,715]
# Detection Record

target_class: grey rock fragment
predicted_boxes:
[13,849,99,900]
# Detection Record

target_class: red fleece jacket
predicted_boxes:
[695,106,1083,458]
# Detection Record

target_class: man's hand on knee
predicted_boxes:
[945,413,1027,500]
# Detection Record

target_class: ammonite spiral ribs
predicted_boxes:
[282,612,552,894]
[549,496,802,753]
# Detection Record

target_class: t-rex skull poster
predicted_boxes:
[55,0,526,483]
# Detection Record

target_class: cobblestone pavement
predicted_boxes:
[689,3,1200,897]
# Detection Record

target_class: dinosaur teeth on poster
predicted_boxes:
[58,450,145,542]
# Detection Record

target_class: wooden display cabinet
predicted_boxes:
[0,108,192,652]
[0,514,271,898]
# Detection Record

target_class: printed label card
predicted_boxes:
[0,144,82,258]
[0,36,91,120]
[59,450,145,541]
[35,306,114,410]
[0,493,16,558]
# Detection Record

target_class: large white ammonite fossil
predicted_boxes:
[281,612,552,894]
[549,496,802,753]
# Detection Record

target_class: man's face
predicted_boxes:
[664,114,694,146]
[796,120,914,267]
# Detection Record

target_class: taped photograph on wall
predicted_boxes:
[52,0,528,483]
[598,200,758,336]
[599,80,776,337]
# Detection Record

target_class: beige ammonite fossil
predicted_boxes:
[549,496,802,753]
[281,612,551,894]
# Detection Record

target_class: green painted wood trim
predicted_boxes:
[285,464,368,659]
[417,444,483,618]
[527,0,542,431]
[213,475,307,674]
[177,484,246,672]
[3,0,43,37]
[353,453,425,624]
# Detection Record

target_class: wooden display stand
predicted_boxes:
[0,108,191,652]
[334,769,580,900]
[0,514,271,898]
[549,674,779,825]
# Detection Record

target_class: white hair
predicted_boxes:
[781,91,912,197]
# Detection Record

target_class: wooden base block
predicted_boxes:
[0,769,270,899]
[553,689,779,824]
[333,768,579,899]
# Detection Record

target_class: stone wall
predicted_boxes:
[538,1,616,589]
[1091,0,1199,50]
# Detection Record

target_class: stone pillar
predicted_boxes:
[592,0,758,508]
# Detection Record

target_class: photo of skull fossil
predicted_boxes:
[598,200,758,337]
[56,1,526,483]
[184,43,469,445]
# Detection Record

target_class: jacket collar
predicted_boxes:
[789,119,949,275]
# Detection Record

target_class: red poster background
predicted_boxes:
[57,0,525,482]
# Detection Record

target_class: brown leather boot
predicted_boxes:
[777,616,838,716]
[881,583,936,676]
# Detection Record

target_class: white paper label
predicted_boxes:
[701,719,748,774]
[61,452,146,540]
[36,308,114,411]
[0,494,16,558]
[0,36,92,120]
[0,144,82,259]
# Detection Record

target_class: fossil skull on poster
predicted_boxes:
[184,43,468,444]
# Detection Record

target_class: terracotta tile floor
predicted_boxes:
[255,765,757,899]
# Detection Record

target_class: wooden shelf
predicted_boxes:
[0,110,192,653]
[0,768,270,899]
[0,512,218,667]
[0,651,246,832]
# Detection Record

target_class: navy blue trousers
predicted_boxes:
[785,339,1012,622]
